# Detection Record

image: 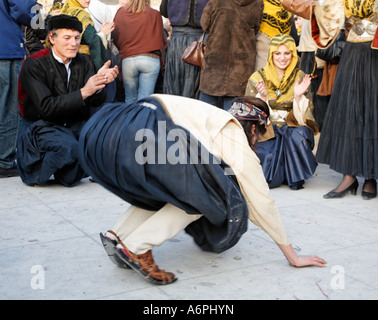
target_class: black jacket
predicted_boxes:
[19,48,105,126]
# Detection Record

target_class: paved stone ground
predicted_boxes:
[0,164,377,300]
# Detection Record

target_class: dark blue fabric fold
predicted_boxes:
[17,118,85,187]
[256,124,317,190]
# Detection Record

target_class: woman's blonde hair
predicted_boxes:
[125,0,151,13]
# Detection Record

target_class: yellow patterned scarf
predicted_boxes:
[260,0,293,38]
[344,0,375,18]
[49,1,63,14]
[249,34,303,105]
[61,0,94,30]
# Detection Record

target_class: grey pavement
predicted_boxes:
[0,164,377,300]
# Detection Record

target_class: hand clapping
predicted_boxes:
[97,60,119,85]
[294,74,312,101]
[81,60,119,99]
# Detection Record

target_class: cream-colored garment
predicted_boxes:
[108,95,291,253]
[298,19,317,52]
[293,95,310,126]
[111,204,202,254]
[255,92,310,127]
[254,31,271,72]
[312,0,345,48]
[153,94,290,246]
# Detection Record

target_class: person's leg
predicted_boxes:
[199,92,223,109]
[113,203,202,285]
[222,96,237,111]
[17,120,84,186]
[122,203,202,254]
[106,205,155,242]
[101,205,155,269]
[136,56,160,101]
[122,57,139,105]
[0,60,22,170]
[323,174,358,199]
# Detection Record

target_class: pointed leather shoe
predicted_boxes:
[99,232,130,268]
[362,180,377,200]
[323,179,358,199]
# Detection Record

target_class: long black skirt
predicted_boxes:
[163,27,203,99]
[256,125,317,190]
[316,41,378,179]
[78,97,249,253]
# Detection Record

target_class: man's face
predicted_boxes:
[50,29,81,63]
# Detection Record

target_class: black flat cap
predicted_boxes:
[47,14,83,33]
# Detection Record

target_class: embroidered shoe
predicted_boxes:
[114,247,177,285]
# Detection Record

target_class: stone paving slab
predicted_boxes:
[0,164,377,300]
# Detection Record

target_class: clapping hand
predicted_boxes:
[97,60,119,84]
[294,74,311,101]
[81,61,119,99]
[256,80,268,102]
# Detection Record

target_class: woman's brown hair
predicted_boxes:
[125,0,151,13]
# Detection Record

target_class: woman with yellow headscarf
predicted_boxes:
[245,33,318,190]
[61,0,111,72]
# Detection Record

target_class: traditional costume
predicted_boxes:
[245,34,319,190]
[17,15,106,187]
[78,94,290,284]
[314,0,378,184]
[255,0,293,71]
[160,0,208,99]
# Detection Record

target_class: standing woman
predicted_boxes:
[112,0,167,105]
[160,0,208,99]
[314,0,378,200]
[245,34,319,190]
[61,0,113,72]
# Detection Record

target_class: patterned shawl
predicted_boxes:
[260,0,293,38]
[344,0,375,18]
[248,33,303,105]
[61,0,94,30]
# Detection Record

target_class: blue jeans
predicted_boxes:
[199,92,236,111]
[122,55,160,106]
[0,60,22,169]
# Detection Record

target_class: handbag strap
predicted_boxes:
[199,33,206,44]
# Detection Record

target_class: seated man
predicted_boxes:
[17,14,118,187]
